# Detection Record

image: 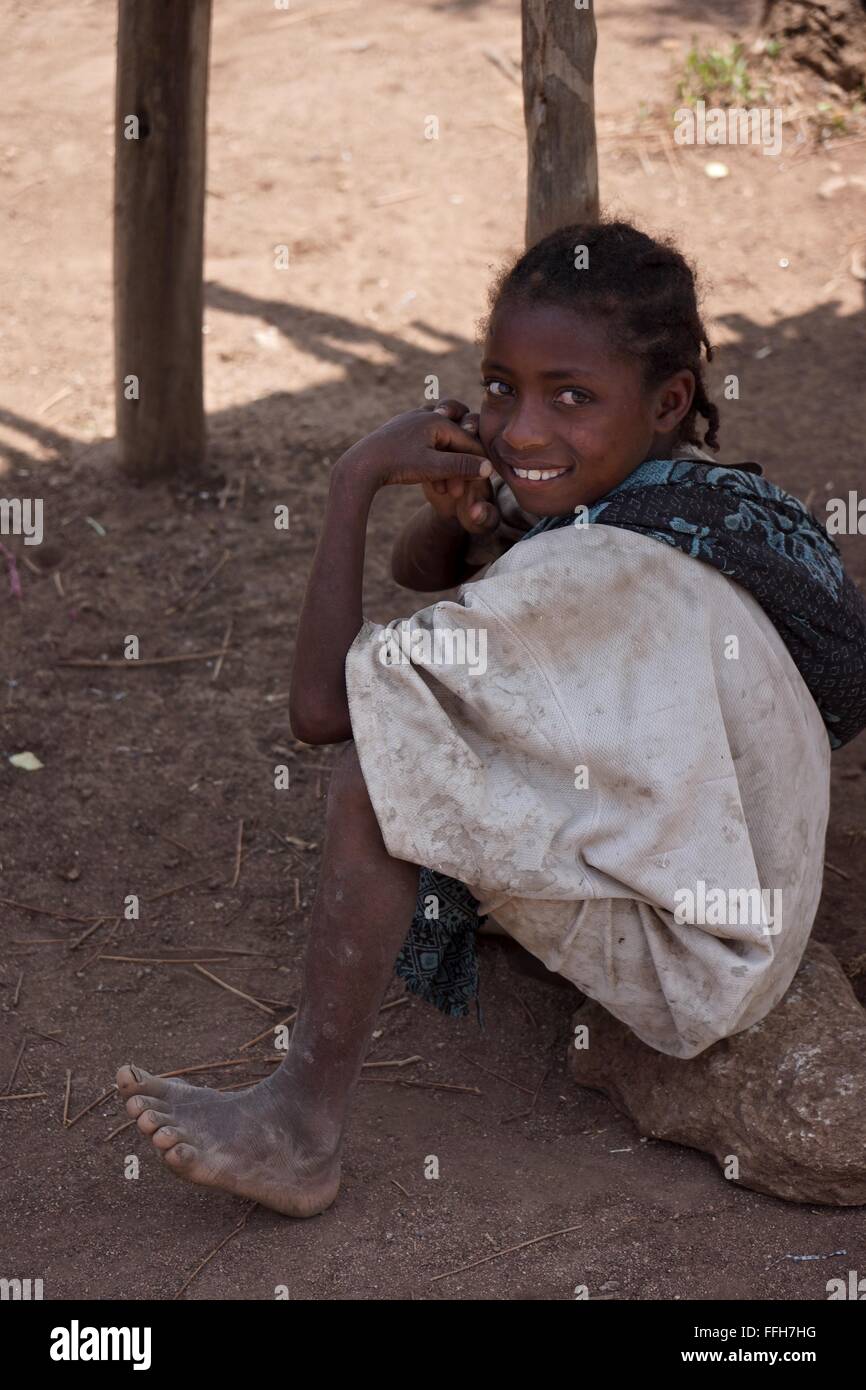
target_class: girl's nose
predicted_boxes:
[498,403,549,452]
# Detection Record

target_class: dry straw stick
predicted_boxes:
[6,1039,27,1093]
[230,819,244,889]
[58,650,229,669]
[192,963,274,1016]
[238,1011,298,1052]
[165,550,230,615]
[148,874,217,902]
[362,1056,422,1070]
[458,1052,534,1096]
[70,917,106,950]
[212,617,233,682]
[76,918,122,974]
[66,1088,117,1130]
[174,1202,258,1300]
[431,1222,585,1283]
[122,952,228,966]
[0,896,106,923]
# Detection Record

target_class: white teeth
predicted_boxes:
[512,466,566,481]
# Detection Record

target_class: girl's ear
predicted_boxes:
[655,369,695,433]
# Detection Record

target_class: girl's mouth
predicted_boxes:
[504,462,573,486]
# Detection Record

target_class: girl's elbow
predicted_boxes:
[289,704,352,746]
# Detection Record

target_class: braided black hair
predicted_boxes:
[479,220,720,452]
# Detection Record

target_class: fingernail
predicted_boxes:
[479,460,493,478]
[471,504,484,520]
[433,405,448,414]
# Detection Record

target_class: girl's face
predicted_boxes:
[479,302,695,516]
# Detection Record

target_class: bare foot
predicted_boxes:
[116,1064,341,1217]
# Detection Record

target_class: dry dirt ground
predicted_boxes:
[1,0,866,1301]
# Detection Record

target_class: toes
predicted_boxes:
[117,1064,170,1098]
[125,1093,162,1119]
[163,1142,198,1173]
[136,1108,172,1137]
[151,1125,183,1152]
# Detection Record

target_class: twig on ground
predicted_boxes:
[431,1221,585,1283]
[27,1028,63,1044]
[12,971,23,1007]
[62,1069,72,1126]
[507,987,538,1029]
[148,874,219,902]
[161,1057,253,1078]
[70,917,106,950]
[212,617,233,682]
[238,1011,298,1051]
[103,955,234,965]
[174,1202,258,1300]
[359,1078,482,1095]
[12,938,67,945]
[192,963,274,1015]
[0,896,105,923]
[380,996,409,1013]
[481,46,519,85]
[76,917,121,974]
[0,1091,47,1102]
[230,820,244,889]
[458,1051,534,1095]
[165,551,230,615]
[58,650,229,669]
[825,860,852,882]
[7,1038,27,1092]
[501,1064,550,1125]
[66,1087,117,1130]
[151,829,198,856]
[104,1117,135,1141]
[363,1055,422,1070]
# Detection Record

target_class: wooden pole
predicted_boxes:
[521,0,599,249]
[114,0,212,480]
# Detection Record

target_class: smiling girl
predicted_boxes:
[117,220,866,1215]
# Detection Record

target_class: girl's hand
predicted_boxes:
[420,401,500,536]
[336,398,493,494]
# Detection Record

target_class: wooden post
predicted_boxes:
[114,0,212,480]
[521,0,599,248]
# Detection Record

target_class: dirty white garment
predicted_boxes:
[346,523,831,1058]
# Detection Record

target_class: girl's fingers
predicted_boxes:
[421,451,493,482]
[427,410,488,458]
[430,398,471,420]
[459,498,500,534]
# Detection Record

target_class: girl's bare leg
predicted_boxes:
[116,742,420,1216]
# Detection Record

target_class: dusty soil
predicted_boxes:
[1,0,866,1301]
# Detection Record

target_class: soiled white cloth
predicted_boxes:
[346,523,831,1057]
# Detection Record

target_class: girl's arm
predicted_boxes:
[289,411,492,745]
[390,503,484,592]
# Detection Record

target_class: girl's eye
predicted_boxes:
[482,379,511,398]
[557,387,592,406]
